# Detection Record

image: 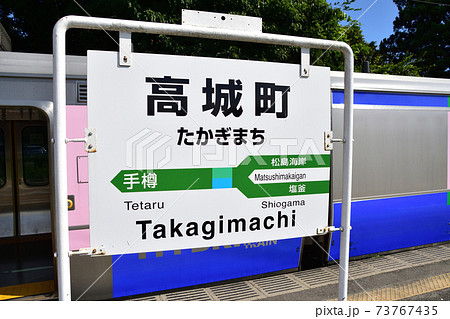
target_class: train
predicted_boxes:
[0,50,449,300]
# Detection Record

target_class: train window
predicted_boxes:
[22,126,49,186]
[0,129,5,187]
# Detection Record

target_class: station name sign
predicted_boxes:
[87,51,331,255]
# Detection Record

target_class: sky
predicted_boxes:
[328,0,399,45]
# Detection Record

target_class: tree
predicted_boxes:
[0,1,134,54]
[0,0,375,72]
[379,0,449,78]
[370,53,422,76]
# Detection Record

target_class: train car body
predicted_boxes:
[0,51,449,300]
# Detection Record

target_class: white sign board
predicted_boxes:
[88,51,331,255]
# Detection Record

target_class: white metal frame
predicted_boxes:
[53,14,354,301]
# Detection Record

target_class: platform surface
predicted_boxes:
[131,243,450,301]
[3,242,449,301]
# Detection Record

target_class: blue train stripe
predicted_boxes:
[329,192,450,261]
[332,91,448,107]
[112,238,302,298]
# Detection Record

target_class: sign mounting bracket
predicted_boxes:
[301,48,310,77]
[324,131,345,151]
[65,128,97,153]
[119,32,132,67]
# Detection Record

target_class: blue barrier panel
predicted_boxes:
[332,91,448,107]
[112,237,301,298]
[329,193,450,261]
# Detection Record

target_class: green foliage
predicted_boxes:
[0,0,376,72]
[379,0,449,78]
[371,54,421,77]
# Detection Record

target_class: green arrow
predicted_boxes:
[232,154,330,198]
[110,154,330,198]
[110,168,212,193]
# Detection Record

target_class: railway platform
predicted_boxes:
[3,242,449,301]
[130,242,450,301]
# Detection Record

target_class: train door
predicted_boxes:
[0,107,54,299]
